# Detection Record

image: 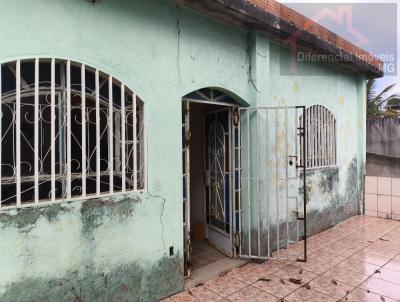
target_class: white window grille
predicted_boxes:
[0,59,146,207]
[300,105,336,168]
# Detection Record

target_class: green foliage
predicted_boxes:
[367,79,400,118]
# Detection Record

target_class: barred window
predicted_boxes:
[0,59,145,207]
[300,105,336,168]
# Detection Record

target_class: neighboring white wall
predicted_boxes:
[365,176,400,220]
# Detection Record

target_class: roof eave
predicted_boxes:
[176,0,384,78]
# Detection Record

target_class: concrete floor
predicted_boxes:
[185,240,247,290]
[164,216,400,301]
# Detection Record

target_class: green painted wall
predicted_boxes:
[0,0,366,301]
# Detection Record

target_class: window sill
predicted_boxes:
[0,190,147,211]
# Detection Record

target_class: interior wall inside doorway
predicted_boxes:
[189,103,206,241]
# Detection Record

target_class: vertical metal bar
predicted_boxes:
[325,108,328,166]
[256,109,260,257]
[51,58,56,202]
[247,109,251,256]
[108,76,114,193]
[295,108,299,243]
[303,106,307,261]
[185,102,191,260]
[236,109,241,257]
[16,60,21,206]
[285,108,289,259]
[238,109,242,256]
[326,108,329,166]
[133,92,137,191]
[66,60,71,199]
[312,106,315,168]
[333,114,336,165]
[229,109,233,255]
[0,64,2,207]
[95,69,100,196]
[275,109,279,257]
[305,107,314,168]
[317,106,320,167]
[266,109,270,257]
[0,65,2,207]
[34,59,39,203]
[121,84,126,192]
[328,112,332,166]
[321,107,324,166]
[59,64,66,197]
[81,64,86,197]
[321,106,324,166]
[143,103,147,190]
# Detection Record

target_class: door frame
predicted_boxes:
[182,98,241,277]
[203,107,234,257]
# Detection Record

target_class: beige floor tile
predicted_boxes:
[252,275,300,298]
[308,249,346,265]
[360,277,400,300]
[171,286,223,302]
[308,275,354,299]
[363,245,400,259]
[273,265,318,284]
[337,258,381,275]
[226,286,279,302]
[334,238,370,250]
[293,259,333,275]
[345,288,397,302]
[204,275,247,297]
[284,287,336,302]
[319,245,357,257]
[226,263,271,285]
[374,267,400,285]
[258,260,289,276]
[384,259,400,272]
[349,250,392,266]
[323,266,369,286]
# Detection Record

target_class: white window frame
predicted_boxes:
[0,58,147,208]
[300,105,336,169]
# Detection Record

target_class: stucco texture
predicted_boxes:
[0,0,366,301]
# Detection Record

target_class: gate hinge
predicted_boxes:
[234,232,240,248]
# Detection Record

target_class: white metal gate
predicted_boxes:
[237,106,307,262]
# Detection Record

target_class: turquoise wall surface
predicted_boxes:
[0,0,366,301]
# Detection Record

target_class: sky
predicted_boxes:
[277,0,400,95]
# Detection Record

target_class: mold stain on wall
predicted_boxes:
[0,254,182,302]
[0,196,183,302]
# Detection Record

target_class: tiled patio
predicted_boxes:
[164,216,400,301]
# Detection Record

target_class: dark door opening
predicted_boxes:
[182,100,245,287]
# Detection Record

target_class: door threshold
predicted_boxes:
[184,257,248,290]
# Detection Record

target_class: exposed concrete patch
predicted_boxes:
[0,203,72,233]
[0,254,183,302]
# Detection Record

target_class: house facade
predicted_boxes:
[0,0,382,301]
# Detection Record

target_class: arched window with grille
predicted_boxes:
[300,105,336,169]
[0,58,146,207]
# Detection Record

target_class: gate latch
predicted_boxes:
[288,155,297,166]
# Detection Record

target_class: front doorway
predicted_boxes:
[182,89,244,286]
[181,88,308,288]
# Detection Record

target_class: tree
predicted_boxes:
[367,79,400,117]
